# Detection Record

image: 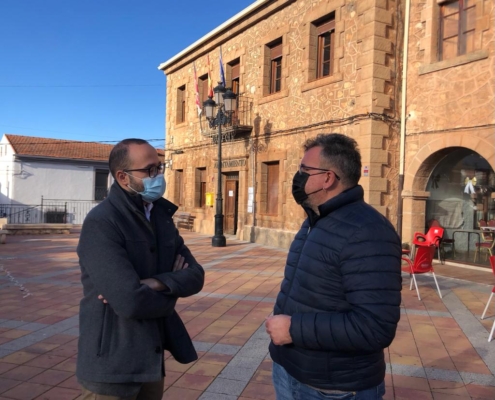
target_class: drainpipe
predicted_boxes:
[397,0,411,241]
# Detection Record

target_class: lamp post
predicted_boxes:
[203,82,237,247]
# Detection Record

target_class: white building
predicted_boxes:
[0,134,113,224]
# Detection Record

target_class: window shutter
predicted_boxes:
[270,43,282,59]
[316,19,335,35]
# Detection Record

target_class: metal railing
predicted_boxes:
[200,94,253,138]
[0,198,102,224]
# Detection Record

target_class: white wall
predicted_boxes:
[12,161,101,205]
[0,136,14,203]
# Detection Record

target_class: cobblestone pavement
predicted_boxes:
[0,232,494,399]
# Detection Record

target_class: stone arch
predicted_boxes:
[401,133,495,242]
[404,133,495,193]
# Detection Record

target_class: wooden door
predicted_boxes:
[224,179,238,235]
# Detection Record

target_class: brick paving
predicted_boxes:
[0,232,494,399]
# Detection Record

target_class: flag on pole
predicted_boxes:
[193,62,201,117]
[207,54,214,98]
[219,46,226,87]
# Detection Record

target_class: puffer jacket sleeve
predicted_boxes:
[289,222,402,352]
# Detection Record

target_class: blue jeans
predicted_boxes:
[272,362,385,400]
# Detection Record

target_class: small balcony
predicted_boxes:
[199,94,253,141]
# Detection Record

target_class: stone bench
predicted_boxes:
[172,212,196,231]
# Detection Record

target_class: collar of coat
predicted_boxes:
[303,185,364,226]
[107,182,178,218]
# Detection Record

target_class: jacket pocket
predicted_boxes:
[97,305,111,357]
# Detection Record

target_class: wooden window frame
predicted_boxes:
[195,167,207,208]
[227,58,241,94]
[438,0,476,61]
[176,85,186,124]
[316,16,335,79]
[266,162,279,215]
[198,74,209,104]
[268,41,283,94]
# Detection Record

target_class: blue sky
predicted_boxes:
[0,0,253,147]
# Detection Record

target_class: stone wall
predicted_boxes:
[401,0,495,243]
[162,0,400,246]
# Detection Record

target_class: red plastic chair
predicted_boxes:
[413,226,444,262]
[402,244,442,300]
[481,256,495,342]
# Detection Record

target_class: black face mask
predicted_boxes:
[292,171,324,205]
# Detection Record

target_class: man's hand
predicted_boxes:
[97,294,108,304]
[173,254,189,271]
[265,315,293,345]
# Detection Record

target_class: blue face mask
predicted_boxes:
[126,173,166,203]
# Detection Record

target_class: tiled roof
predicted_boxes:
[5,134,113,161]
[4,134,164,162]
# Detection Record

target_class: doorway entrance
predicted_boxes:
[224,172,239,235]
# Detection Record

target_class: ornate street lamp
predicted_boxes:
[203,82,237,247]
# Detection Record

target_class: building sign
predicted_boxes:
[214,158,246,169]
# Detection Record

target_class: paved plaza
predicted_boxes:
[0,232,495,399]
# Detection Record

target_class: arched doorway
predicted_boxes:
[424,148,495,264]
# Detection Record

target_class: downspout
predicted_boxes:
[397,0,411,241]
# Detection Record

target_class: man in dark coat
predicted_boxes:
[265,133,402,400]
[77,139,204,399]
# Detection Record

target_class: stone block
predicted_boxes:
[357,21,388,41]
[361,36,393,53]
[362,7,393,25]
[356,0,375,14]
[374,92,391,108]
[359,119,391,137]
[373,205,387,216]
[367,191,383,205]
[359,135,384,150]
[358,50,387,68]
[368,149,389,163]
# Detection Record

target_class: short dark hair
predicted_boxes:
[109,138,149,178]
[303,133,361,187]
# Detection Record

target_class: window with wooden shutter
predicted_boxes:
[195,168,207,207]
[266,162,279,215]
[439,0,476,60]
[199,74,209,103]
[315,16,335,78]
[229,59,240,94]
[176,85,186,124]
[269,41,282,94]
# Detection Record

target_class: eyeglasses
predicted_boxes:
[299,163,341,181]
[124,163,165,178]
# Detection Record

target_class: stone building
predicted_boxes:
[401,0,495,261]
[159,0,494,259]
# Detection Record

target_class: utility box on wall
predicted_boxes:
[205,192,214,207]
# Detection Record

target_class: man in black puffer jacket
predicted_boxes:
[266,133,401,400]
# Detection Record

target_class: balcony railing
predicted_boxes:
[199,94,253,139]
